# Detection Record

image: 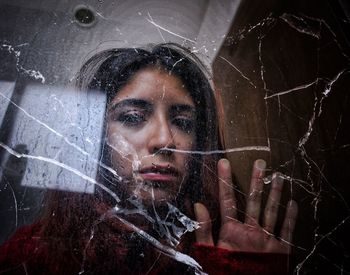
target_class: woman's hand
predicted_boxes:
[194,158,298,254]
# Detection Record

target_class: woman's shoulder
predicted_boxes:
[0,222,44,271]
[5,222,42,240]
[1,222,42,248]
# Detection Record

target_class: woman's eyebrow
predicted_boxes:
[170,104,196,114]
[109,98,152,111]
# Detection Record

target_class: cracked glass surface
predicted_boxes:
[0,0,349,274]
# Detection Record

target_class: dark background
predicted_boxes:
[214,0,350,273]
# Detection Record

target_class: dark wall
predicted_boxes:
[213,0,350,274]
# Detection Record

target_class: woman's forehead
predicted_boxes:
[110,68,195,107]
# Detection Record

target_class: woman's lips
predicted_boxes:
[138,165,179,182]
[139,173,176,182]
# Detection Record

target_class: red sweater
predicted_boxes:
[0,224,290,274]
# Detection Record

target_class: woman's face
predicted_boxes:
[106,68,196,204]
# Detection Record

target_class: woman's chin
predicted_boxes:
[138,187,177,205]
[124,180,178,206]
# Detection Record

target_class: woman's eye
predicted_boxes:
[115,112,146,126]
[172,117,194,133]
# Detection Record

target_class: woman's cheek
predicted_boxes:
[107,131,141,179]
[180,139,196,179]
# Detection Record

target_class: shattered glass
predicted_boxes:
[0,0,349,274]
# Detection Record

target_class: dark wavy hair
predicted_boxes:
[77,43,223,207]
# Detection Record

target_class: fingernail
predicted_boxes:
[255,159,266,170]
[288,200,297,208]
[272,172,283,184]
[220,158,230,169]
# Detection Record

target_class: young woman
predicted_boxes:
[0,43,298,274]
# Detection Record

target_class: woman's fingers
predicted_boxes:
[194,202,214,245]
[263,172,284,233]
[280,200,298,243]
[245,159,266,225]
[218,159,237,224]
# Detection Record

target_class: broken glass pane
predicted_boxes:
[0,0,349,274]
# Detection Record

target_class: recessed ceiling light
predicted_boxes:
[74,5,96,27]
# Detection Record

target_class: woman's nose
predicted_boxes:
[148,118,176,155]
